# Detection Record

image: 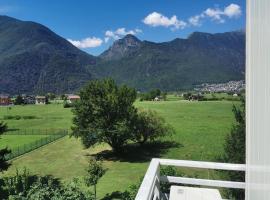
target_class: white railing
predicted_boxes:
[135,158,246,200]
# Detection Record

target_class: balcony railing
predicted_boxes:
[135,158,246,200]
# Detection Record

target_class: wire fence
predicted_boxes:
[4,129,67,135]
[5,129,68,160]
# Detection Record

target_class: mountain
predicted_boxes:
[100,34,142,61]
[0,15,245,94]
[96,31,245,91]
[0,15,96,94]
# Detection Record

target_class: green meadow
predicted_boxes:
[0,99,239,199]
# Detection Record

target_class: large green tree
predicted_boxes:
[223,98,245,200]
[71,79,137,152]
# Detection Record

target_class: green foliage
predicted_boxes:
[160,166,178,193]
[25,180,92,200]
[1,169,93,200]
[133,109,175,144]
[1,168,36,198]
[183,93,204,101]
[46,93,56,100]
[85,157,106,200]
[0,121,10,172]
[139,89,164,101]
[14,96,24,105]
[63,101,73,108]
[223,98,245,200]
[0,121,8,133]
[71,79,137,152]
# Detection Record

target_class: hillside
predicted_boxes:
[0,15,96,94]
[96,32,245,91]
[0,15,245,94]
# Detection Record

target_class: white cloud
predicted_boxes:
[143,12,187,30]
[68,37,103,48]
[189,3,242,26]
[224,3,242,18]
[188,14,203,26]
[204,8,225,23]
[104,28,142,42]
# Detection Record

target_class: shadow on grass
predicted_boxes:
[7,128,20,132]
[101,191,129,200]
[89,141,183,163]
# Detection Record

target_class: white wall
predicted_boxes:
[246,0,270,199]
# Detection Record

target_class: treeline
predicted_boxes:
[139,89,167,101]
[182,92,243,101]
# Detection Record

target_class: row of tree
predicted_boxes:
[139,89,167,101]
[71,79,174,153]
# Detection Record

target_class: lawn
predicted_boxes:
[1,100,239,199]
[0,104,73,131]
[0,135,48,149]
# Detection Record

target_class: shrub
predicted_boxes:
[63,102,73,108]
[133,110,175,144]
[14,95,24,105]
[0,121,10,173]
[0,121,8,133]
[223,98,245,200]
[1,169,93,200]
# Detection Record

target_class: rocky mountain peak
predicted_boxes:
[99,34,142,61]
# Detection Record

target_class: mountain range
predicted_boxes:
[0,15,245,94]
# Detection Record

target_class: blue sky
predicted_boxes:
[0,0,245,55]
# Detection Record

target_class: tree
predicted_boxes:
[133,110,175,144]
[85,158,106,200]
[47,93,56,100]
[223,98,245,200]
[140,89,162,101]
[71,79,137,152]
[0,121,10,172]
[14,95,24,105]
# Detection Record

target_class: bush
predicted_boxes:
[14,95,24,105]
[0,121,8,133]
[160,166,178,193]
[139,89,166,101]
[133,110,175,144]
[1,169,93,200]
[223,98,245,200]
[63,102,73,108]
[0,121,10,173]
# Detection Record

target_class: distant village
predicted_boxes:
[194,80,245,93]
[0,94,80,106]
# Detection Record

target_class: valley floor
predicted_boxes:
[0,99,238,199]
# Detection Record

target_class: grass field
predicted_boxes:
[0,135,48,149]
[0,100,239,199]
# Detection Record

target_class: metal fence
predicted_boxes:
[4,129,67,135]
[5,129,68,160]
